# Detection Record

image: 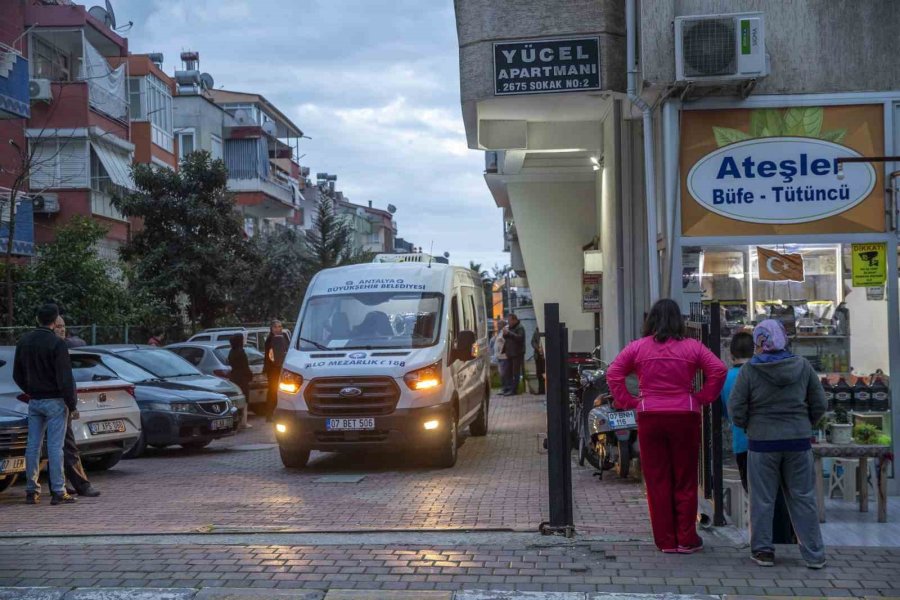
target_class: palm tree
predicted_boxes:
[469,261,489,279]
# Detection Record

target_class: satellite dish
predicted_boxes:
[387,204,397,214]
[199,73,215,91]
[232,109,252,124]
[261,120,278,137]
[443,252,450,259]
[105,0,118,29]
[88,6,110,25]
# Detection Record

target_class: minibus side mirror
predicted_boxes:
[453,330,477,362]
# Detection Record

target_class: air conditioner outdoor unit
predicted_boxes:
[674,12,767,82]
[29,79,52,102]
[32,193,60,214]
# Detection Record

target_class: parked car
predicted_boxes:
[82,345,247,425]
[187,327,291,353]
[75,351,237,457]
[166,342,268,413]
[0,347,142,472]
[0,404,27,493]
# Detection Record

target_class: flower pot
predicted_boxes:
[831,423,853,445]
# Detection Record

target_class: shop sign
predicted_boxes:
[866,286,885,301]
[757,247,805,282]
[681,105,885,236]
[582,272,602,313]
[851,242,886,287]
[687,138,876,224]
[494,37,601,96]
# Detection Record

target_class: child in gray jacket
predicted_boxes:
[729,319,827,569]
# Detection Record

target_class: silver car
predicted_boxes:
[0,347,142,472]
[187,327,291,352]
[166,342,268,413]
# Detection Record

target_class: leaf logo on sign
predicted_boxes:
[712,107,846,147]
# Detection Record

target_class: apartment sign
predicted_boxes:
[494,37,601,96]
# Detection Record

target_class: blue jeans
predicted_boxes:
[25,398,68,494]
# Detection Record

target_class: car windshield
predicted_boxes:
[214,346,265,366]
[118,349,202,378]
[298,292,443,350]
[96,354,158,383]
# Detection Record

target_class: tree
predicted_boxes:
[15,217,145,325]
[113,151,255,329]
[469,261,489,279]
[236,227,308,322]
[304,196,372,274]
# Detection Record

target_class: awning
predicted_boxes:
[91,140,134,190]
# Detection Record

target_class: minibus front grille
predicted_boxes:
[305,377,401,416]
[315,430,390,443]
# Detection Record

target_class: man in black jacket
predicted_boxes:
[500,314,526,396]
[264,320,290,422]
[14,304,77,505]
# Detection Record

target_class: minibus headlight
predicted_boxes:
[404,361,442,391]
[279,370,303,394]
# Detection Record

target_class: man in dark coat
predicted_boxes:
[500,314,526,395]
[264,320,290,422]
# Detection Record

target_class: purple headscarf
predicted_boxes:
[753,319,788,353]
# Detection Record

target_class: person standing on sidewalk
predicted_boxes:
[606,298,726,554]
[264,320,290,422]
[53,316,100,498]
[491,319,508,394]
[500,314,525,396]
[729,319,827,569]
[531,326,545,395]
[14,304,77,505]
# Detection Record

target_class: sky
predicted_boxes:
[113,0,509,271]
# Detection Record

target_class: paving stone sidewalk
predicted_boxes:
[0,535,897,597]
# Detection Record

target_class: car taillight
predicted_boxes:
[213,368,231,378]
[125,386,136,398]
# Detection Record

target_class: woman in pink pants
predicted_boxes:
[606,299,726,553]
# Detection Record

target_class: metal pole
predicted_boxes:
[709,301,725,526]
[701,320,712,500]
[541,303,574,536]
[91,323,97,345]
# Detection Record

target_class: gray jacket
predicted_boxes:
[728,355,826,442]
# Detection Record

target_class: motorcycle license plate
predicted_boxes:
[608,410,636,429]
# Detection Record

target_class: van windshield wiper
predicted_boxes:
[299,337,330,351]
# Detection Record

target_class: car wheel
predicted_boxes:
[279,445,310,469]
[181,440,212,450]
[122,431,147,459]
[83,452,123,472]
[469,387,489,437]
[432,407,458,468]
[0,474,18,493]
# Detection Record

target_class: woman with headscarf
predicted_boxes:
[729,319,827,569]
[606,299,727,554]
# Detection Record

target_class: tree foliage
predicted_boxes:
[236,227,308,323]
[113,151,255,329]
[304,196,372,274]
[14,217,152,325]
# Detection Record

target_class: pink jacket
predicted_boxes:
[606,336,727,413]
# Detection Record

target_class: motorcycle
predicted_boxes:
[586,394,639,478]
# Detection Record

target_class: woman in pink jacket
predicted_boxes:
[606,299,726,554]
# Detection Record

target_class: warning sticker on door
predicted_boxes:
[851,242,886,287]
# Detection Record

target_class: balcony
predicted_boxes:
[225,137,296,218]
[0,43,30,119]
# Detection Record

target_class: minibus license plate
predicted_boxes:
[88,419,126,435]
[608,410,636,429]
[0,457,25,474]
[326,418,375,431]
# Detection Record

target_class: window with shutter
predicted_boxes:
[28,138,88,191]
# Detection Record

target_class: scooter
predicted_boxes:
[585,389,639,479]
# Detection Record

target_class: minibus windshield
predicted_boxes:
[298,292,443,350]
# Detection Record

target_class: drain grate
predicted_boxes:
[313,474,367,483]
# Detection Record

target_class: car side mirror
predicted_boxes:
[454,330,477,362]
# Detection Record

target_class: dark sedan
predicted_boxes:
[82,345,247,425]
[74,350,238,458]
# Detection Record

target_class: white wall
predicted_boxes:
[846,285,890,376]
[507,180,597,352]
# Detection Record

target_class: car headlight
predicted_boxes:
[279,370,303,394]
[147,402,195,413]
[404,361,442,391]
